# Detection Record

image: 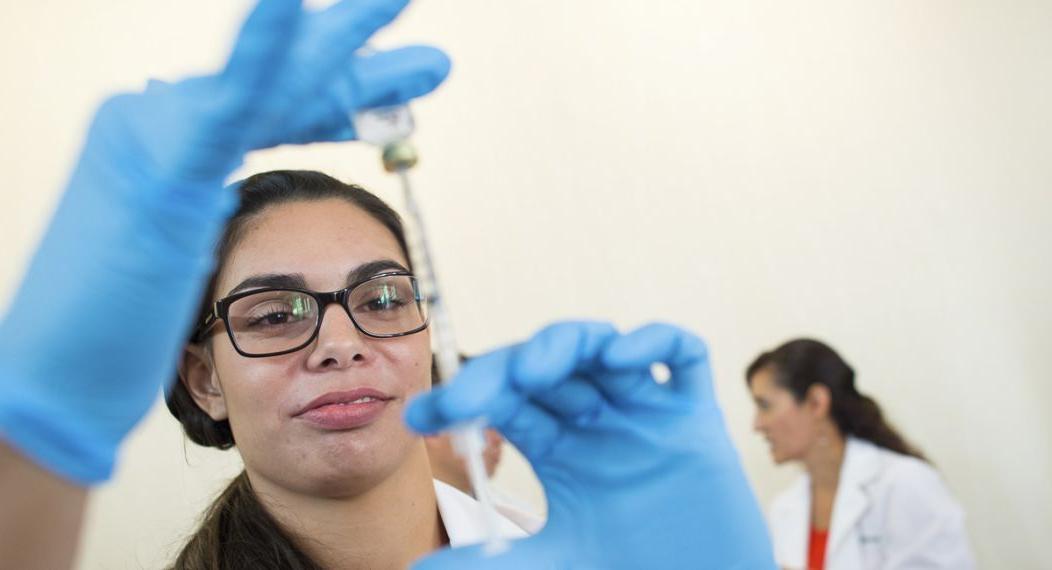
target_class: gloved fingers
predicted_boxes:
[221,0,302,91]
[296,0,410,79]
[404,347,566,460]
[600,322,714,404]
[509,320,671,409]
[412,534,559,570]
[405,348,520,433]
[406,379,562,461]
[249,0,414,122]
[264,46,451,145]
[248,92,354,147]
[351,46,452,109]
[409,322,618,429]
[586,366,665,409]
[526,374,605,423]
[508,321,619,396]
[496,400,562,461]
[144,78,174,94]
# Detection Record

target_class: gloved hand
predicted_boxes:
[407,322,776,570]
[0,0,449,485]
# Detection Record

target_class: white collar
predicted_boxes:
[433,479,533,547]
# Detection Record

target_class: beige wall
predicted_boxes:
[1,1,1049,568]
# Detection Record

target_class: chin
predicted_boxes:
[290,437,414,495]
[304,449,410,498]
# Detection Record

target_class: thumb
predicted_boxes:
[412,535,561,570]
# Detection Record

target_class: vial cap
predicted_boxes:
[354,105,415,146]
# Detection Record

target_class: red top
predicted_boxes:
[808,527,829,570]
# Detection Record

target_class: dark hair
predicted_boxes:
[170,473,323,570]
[745,338,926,461]
[164,170,411,568]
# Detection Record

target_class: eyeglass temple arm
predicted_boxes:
[191,305,221,342]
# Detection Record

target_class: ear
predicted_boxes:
[804,383,832,419]
[178,344,229,422]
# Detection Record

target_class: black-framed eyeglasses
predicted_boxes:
[192,271,430,358]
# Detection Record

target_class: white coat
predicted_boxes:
[767,438,975,570]
[434,479,542,545]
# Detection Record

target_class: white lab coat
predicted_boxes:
[767,438,975,570]
[434,479,542,545]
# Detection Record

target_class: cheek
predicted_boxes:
[213,347,297,432]
[383,333,432,395]
[767,408,806,440]
[781,419,819,456]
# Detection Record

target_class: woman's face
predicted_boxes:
[202,198,431,496]
[748,366,822,464]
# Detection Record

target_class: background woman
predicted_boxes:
[746,338,974,570]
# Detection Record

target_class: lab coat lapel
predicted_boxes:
[827,438,880,568]
[778,476,811,569]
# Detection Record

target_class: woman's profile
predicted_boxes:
[746,338,974,570]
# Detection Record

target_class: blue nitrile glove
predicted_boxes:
[0,0,449,485]
[407,322,776,570]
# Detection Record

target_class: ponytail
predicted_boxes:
[170,471,323,570]
[836,394,926,461]
[746,339,926,461]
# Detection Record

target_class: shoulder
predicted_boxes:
[873,445,943,491]
[868,445,964,518]
[860,444,976,566]
[845,437,936,487]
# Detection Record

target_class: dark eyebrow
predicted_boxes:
[226,259,410,297]
[227,273,307,296]
[346,259,411,286]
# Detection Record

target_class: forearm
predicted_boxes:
[0,440,87,570]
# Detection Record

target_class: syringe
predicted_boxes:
[355,105,508,555]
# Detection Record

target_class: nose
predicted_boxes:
[305,303,372,370]
[752,411,765,434]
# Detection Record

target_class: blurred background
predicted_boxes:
[1,1,1049,568]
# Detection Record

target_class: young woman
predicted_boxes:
[0,1,776,567]
[165,170,534,568]
[746,339,975,570]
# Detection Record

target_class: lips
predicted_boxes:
[294,388,395,430]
